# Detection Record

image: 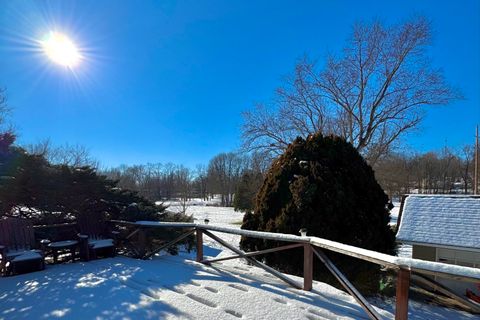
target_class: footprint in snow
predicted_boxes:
[308,308,334,318]
[228,284,249,292]
[272,297,288,305]
[224,309,243,318]
[119,277,162,300]
[231,274,254,283]
[163,285,186,295]
[204,286,219,293]
[186,293,217,308]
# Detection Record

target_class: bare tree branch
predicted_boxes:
[241,17,461,164]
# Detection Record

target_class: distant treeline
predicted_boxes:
[102,145,476,208]
[101,152,268,209]
[374,146,475,199]
[26,139,476,209]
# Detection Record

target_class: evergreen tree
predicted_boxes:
[240,133,395,293]
[0,134,193,254]
[233,170,264,212]
[0,137,167,224]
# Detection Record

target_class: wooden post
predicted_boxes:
[196,228,203,262]
[395,268,411,320]
[78,234,90,261]
[303,244,313,291]
[138,228,147,259]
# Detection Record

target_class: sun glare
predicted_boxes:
[41,31,81,68]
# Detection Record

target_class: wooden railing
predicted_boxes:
[110,220,480,320]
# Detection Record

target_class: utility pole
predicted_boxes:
[475,125,479,195]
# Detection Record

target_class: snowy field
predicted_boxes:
[162,198,245,251]
[1,200,477,319]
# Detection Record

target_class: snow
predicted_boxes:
[10,251,42,262]
[136,221,197,228]
[389,202,400,227]
[0,254,356,319]
[2,250,478,319]
[199,224,310,243]
[136,221,309,243]
[396,195,480,250]
[161,198,245,251]
[89,239,114,249]
[397,257,480,280]
[1,200,479,319]
[48,241,78,248]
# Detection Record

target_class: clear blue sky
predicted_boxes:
[0,0,479,168]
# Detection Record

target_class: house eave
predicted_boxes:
[396,240,480,253]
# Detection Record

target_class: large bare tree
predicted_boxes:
[207,152,247,206]
[242,17,460,163]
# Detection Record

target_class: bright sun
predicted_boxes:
[41,31,81,67]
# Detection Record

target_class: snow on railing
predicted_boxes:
[123,220,480,282]
[309,236,480,282]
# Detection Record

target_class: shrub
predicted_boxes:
[240,133,395,293]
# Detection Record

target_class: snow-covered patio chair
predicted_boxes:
[76,213,118,261]
[0,216,45,276]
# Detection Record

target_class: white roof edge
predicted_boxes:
[405,194,480,198]
[396,240,480,253]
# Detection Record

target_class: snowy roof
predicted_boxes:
[396,195,480,250]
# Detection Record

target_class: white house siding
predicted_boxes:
[435,248,480,295]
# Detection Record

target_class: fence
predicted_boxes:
[110,220,480,320]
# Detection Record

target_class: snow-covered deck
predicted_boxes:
[1,201,479,319]
[1,249,477,320]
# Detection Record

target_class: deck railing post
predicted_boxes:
[138,228,147,259]
[78,234,90,261]
[395,267,411,320]
[196,228,203,263]
[303,244,313,291]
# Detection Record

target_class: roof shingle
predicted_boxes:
[396,195,480,250]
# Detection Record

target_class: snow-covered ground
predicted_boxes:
[162,198,245,251]
[389,202,400,227]
[1,200,477,319]
[388,202,412,258]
